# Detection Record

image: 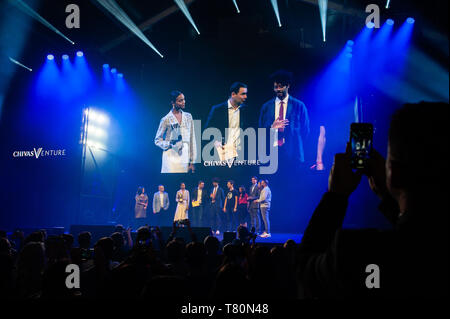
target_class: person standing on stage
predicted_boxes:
[155,91,197,173]
[223,180,238,232]
[174,182,190,224]
[191,181,208,227]
[237,186,249,228]
[152,185,170,226]
[134,186,148,228]
[259,70,310,168]
[255,179,272,238]
[209,178,225,235]
[247,176,261,234]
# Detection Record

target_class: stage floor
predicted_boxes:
[215,232,303,244]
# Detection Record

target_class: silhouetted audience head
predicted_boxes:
[204,236,220,255]
[185,242,206,269]
[24,231,45,245]
[61,233,74,250]
[213,263,249,298]
[94,237,115,262]
[387,102,448,197]
[77,231,91,249]
[111,232,124,250]
[45,235,70,264]
[17,242,46,298]
[166,240,185,264]
[136,226,151,243]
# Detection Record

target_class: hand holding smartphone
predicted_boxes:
[350,123,374,170]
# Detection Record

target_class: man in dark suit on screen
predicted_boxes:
[205,82,252,161]
[259,70,310,170]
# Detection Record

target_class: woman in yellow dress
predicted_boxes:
[174,182,189,223]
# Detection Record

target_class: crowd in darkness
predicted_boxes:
[0,102,448,299]
[0,223,298,299]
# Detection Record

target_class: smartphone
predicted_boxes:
[350,123,373,169]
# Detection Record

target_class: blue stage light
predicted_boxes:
[76,51,83,57]
[386,19,394,26]
[111,68,117,74]
[117,73,123,78]
[346,40,354,47]
[366,21,375,29]
[62,54,69,60]
[407,17,415,24]
[103,64,109,69]
[345,53,353,59]
[47,54,54,60]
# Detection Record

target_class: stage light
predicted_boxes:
[407,17,415,24]
[346,40,354,47]
[270,0,282,27]
[117,73,123,78]
[103,64,109,69]
[232,0,240,13]
[111,68,117,74]
[87,109,110,126]
[345,53,352,59]
[174,0,201,35]
[76,51,84,57]
[366,22,375,29]
[95,0,163,58]
[47,54,54,60]
[318,0,328,41]
[11,0,75,45]
[8,57,32,72]
[386,19,394,26]
[386,0,391,9]
[62,54,69,60]
[88,125,107,138]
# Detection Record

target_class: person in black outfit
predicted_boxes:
[223,180,239,232]
[208,178,225,235]
[296,102,449,298]
[191,181,209,227]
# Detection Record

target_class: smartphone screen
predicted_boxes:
[350,123,373,169]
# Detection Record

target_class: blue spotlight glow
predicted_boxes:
[103,64,109,69]
[47,54,54,60]
[366,22,375,29]
[346,40,354,47]
[111,68,117,74]
[117,73,123,78]
[62,54,69,60]
[76,51,84,57]
[386,19,394,26]
[407,17,415,24]
[345,53,352,59]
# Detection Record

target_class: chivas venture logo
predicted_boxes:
[12,148,67,159]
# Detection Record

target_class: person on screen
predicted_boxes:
[174,182,189,224]
[155,91,197,173]
[135,186,148,227]
[152,185,170,226]
[259,70,310,167]
[205,82,251,160]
